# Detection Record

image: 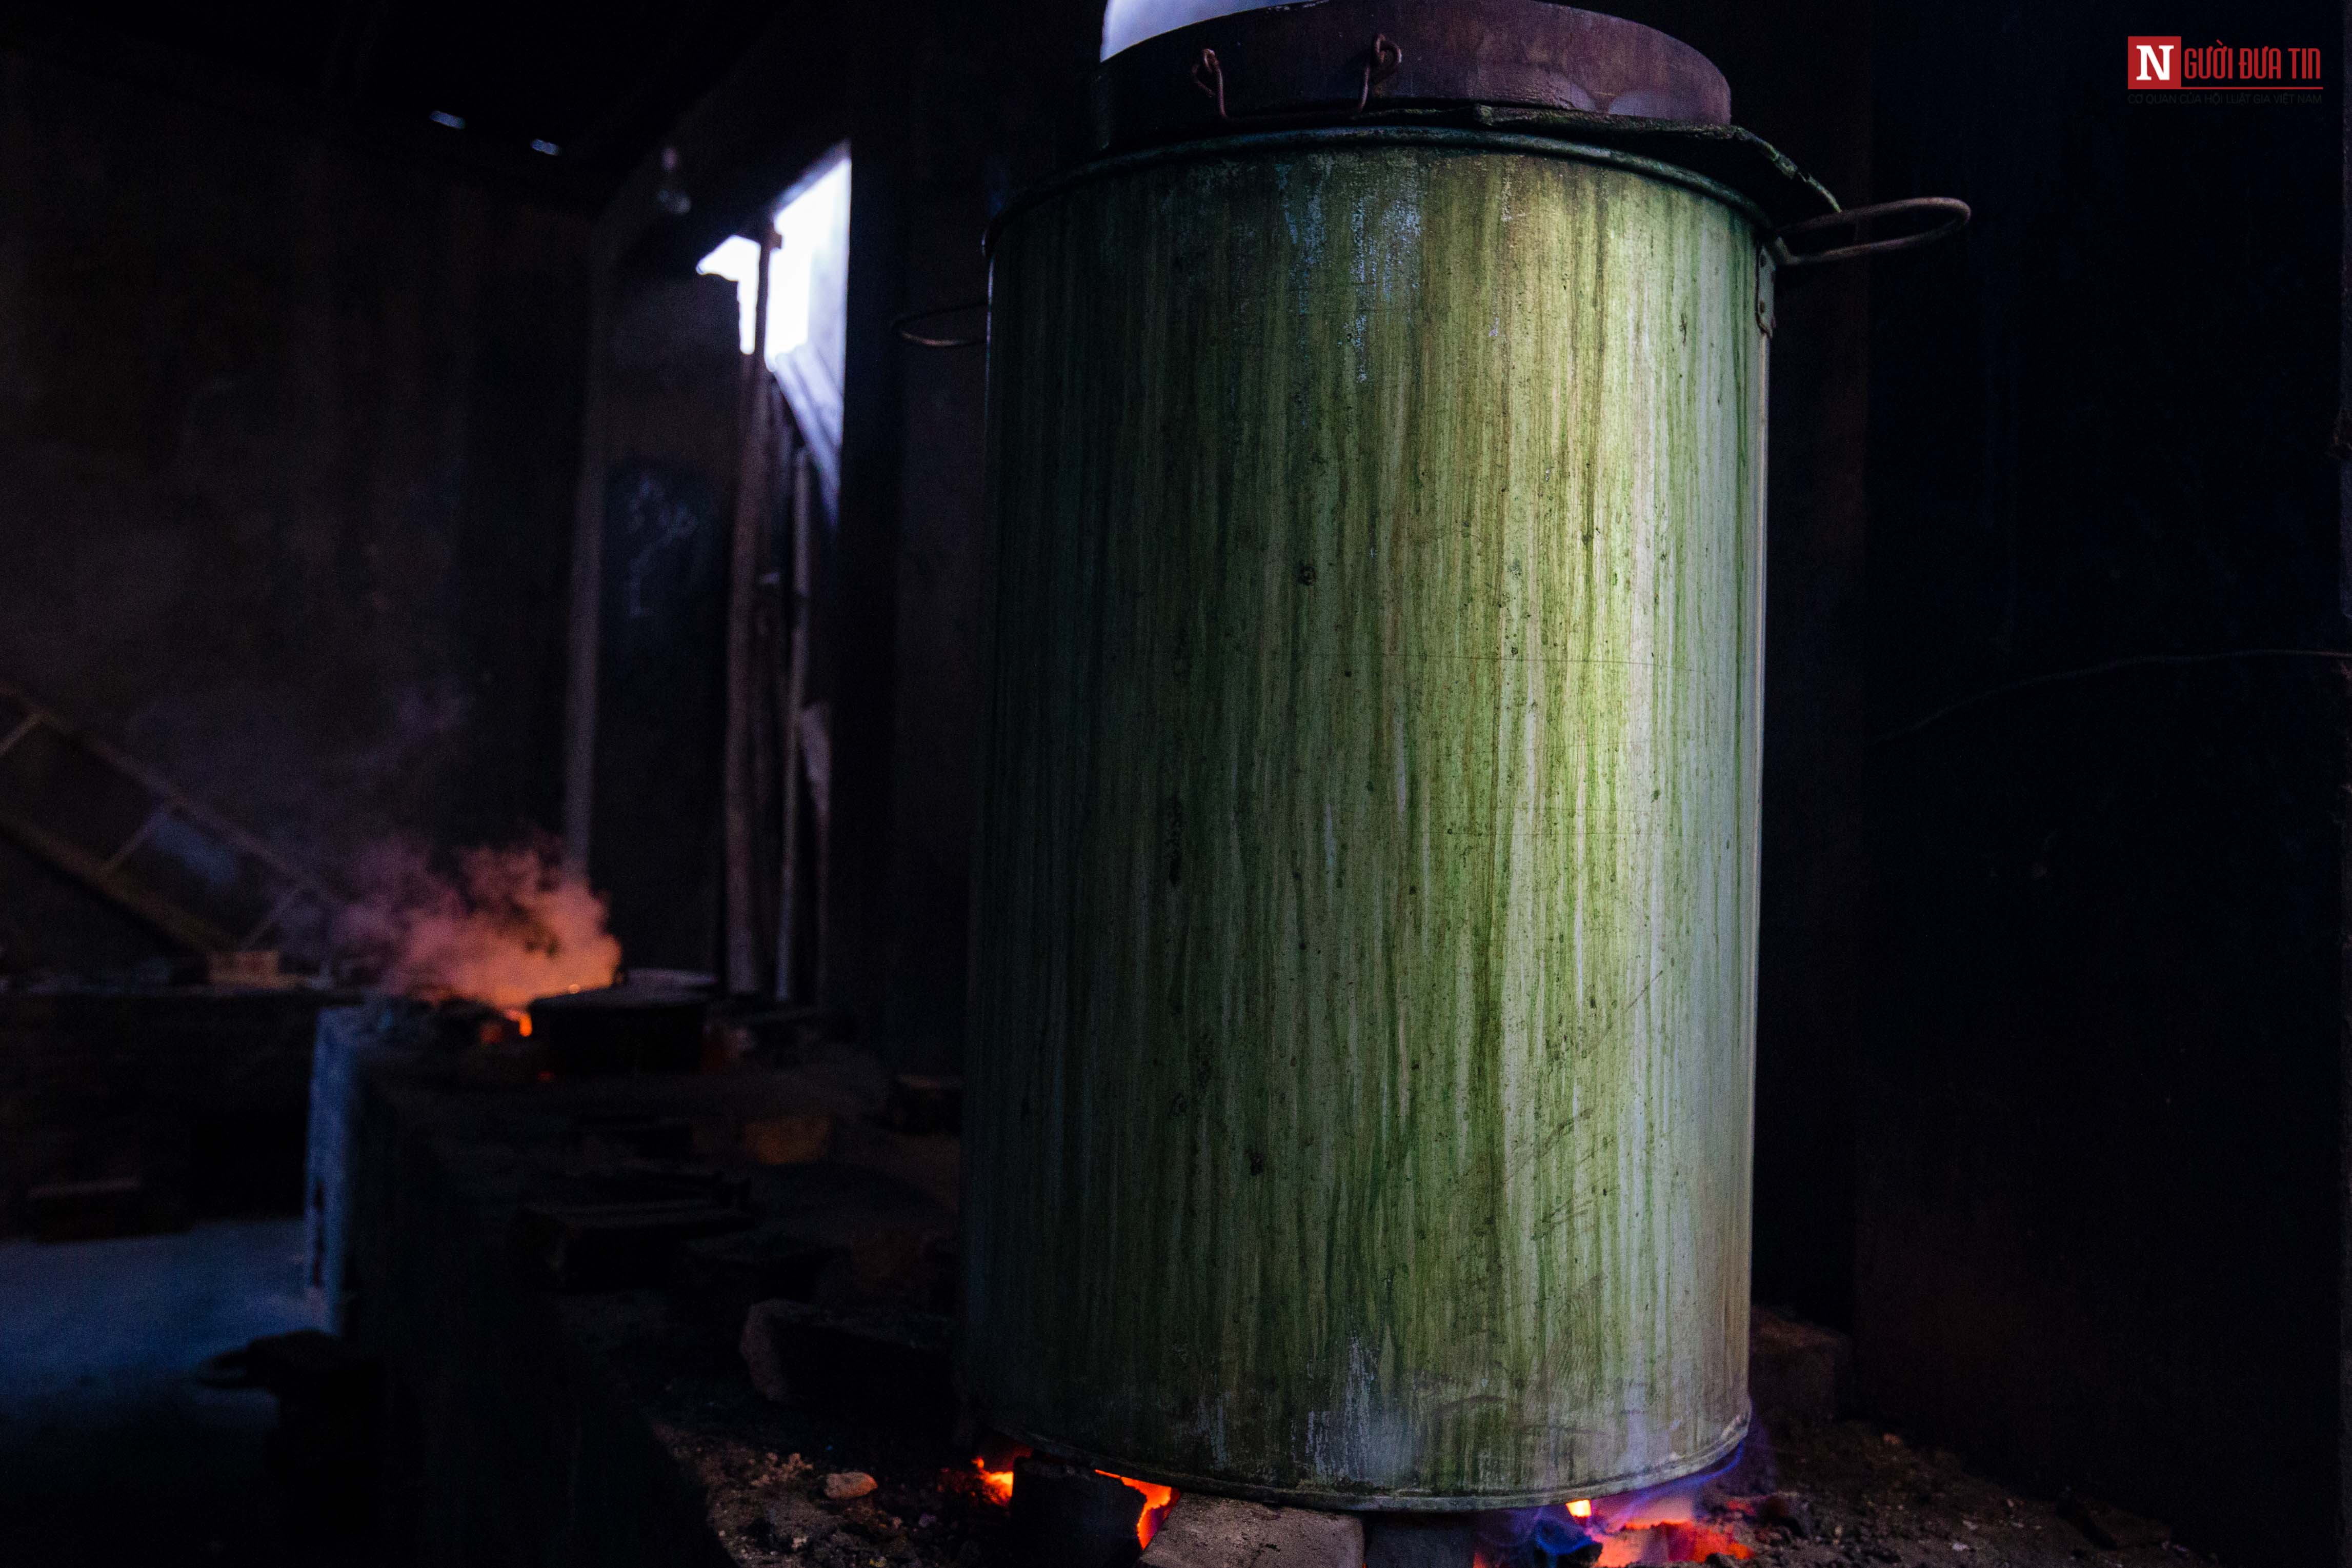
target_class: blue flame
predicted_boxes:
[1476,1442,1758,1567]
[1478,1502,1602,1566]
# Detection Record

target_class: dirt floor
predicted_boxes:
[0,1219,385,1567]
[1730,1419,2195,1568]
[660,1430,1007,1567]
[638,1405,2206,1568]
[0,1217,2196,1568]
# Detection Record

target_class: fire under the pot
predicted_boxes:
[971,1442,1771,1567]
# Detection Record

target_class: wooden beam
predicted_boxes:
[723,225,779,995]
[0,805,240,954]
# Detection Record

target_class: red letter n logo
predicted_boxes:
[2127,36,2181,88]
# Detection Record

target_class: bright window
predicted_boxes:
[695,146,850,515]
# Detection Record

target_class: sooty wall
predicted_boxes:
[1859,3,2345,1563]
[0,51,590,971]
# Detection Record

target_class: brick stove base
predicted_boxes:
[0,986,356,1237]
[332,1014,990,1566]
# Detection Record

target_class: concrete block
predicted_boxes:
[1140,1493,1364,1568]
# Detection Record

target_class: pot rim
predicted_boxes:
[984,119,1820,261]
[979,1405,1753,1513]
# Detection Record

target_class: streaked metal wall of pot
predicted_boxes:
[953,0,1965,1510]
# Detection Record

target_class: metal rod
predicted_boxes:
[1772,196,1972,268]
[892,299,989,349]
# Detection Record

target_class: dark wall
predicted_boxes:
[1860,3,2344,1562]
[853,0,1099,1067]
[585,274,742,972]
[1719,1,1878,1338]
[0,51,590,970]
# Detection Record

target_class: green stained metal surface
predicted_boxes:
[967,132,1769,1509]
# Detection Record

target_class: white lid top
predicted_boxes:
[1101,0,1288,60]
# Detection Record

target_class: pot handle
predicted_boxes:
[1772,197,1971,268]
[1193,34,1405,125]
[894,299,990,349]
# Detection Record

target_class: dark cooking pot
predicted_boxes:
[527,988,709,1077]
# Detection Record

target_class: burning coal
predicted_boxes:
[968,1447,1760,1566]
[1478,1462,1757,1567]
[338,837,621,1011]
[1110,1473,1176,1548]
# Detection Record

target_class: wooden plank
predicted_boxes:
[776,445,814,999]
[0,675,342,908]
[0,803,240,953]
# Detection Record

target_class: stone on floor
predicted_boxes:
[1139,1492,1364,1568]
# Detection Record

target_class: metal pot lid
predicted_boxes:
[1081,0,1836,225]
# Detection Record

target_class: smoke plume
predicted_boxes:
[339,836,621,1010]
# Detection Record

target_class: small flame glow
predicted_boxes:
[1100,1473,1177,1547]
[973,1459,1013,1506]
[1570,1500,1594,1519]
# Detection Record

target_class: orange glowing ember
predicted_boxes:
[1670,1523,1753,1561]
[1576,1474,1759,1565]
[504,1008,533,1037]
[973,1459,1014,1506]
[1100,1473,1177,1547]
[1597,1520,1754,1565]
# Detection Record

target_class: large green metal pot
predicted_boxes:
[966,124,1775,1509]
